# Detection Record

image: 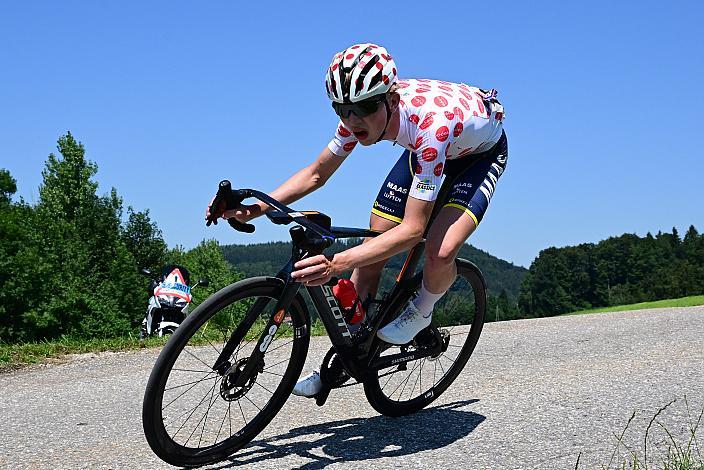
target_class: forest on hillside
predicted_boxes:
[518,227,704,316]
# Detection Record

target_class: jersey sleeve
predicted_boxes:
[327,122,358,157]
[408,112,453,202]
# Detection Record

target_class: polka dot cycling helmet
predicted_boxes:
[325,43,398,103]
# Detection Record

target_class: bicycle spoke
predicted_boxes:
[243,393,262,412]
[393,360,420,401]
[195,376,220,448]
[183,347,216,371]
[173,377,219,440]
[172,368,219,374]
[163,371,218,410]
[164,375,218,392]
[265,338,294,355]
[396,363,418,401]
[254,380,274,395]
[261,370,285,378]
[215,399,229,444]
[263,357,290,371]
[237,400,247,426]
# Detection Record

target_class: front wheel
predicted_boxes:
[363,259,486,417]
[142,277,310,467]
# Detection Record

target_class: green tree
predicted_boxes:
[122,207,167,275]
[0,170,48,342]
[0,169,17,204]
[24,133,143,339]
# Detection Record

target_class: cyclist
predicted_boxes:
[207,43,508,397]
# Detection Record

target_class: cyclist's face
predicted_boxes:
[340,105,386,145]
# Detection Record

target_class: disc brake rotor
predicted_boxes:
[219,357,264,401]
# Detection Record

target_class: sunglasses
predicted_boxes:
[332,96,386,119]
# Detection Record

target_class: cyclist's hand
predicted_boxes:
[223,203,263,223]
[292,254,340,286]
[205,196,219,224]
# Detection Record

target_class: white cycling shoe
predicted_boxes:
[376,301,432,345]
[292,369,323,397]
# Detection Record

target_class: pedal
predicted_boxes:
[314,386,332,407]
[313,347,351,407]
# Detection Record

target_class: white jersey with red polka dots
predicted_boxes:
[328,78,505,202]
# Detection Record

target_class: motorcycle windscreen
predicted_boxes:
[154,267,192,305]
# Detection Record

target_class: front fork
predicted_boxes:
[211,274,302,386]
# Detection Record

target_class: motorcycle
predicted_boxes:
[139,264,208,340]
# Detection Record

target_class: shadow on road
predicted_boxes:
[213,399,484,469]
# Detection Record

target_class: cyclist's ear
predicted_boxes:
[387,91,401,113]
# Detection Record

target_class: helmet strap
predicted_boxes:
[375,97,392,143]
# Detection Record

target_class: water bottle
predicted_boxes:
[332,279,366,325]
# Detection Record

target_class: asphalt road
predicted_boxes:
[1,306,702,469]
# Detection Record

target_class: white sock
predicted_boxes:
[412,282,445,317]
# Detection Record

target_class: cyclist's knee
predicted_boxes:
[425,243,458,269]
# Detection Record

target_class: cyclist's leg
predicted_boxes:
[423,207,476,293]
[422,131,509,307]
[350,214,398,302]
[351,148,414,301]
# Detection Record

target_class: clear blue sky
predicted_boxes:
[1,1,702,268]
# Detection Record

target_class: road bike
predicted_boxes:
[142,179,487,467]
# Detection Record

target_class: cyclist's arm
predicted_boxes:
[226,147,345,221]
[291,197,433,284]
[334,196,434,271]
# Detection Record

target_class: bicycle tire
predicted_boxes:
[363,259,486,417]
[142,277,310,467]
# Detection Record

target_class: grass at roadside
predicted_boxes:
[578,396,704,470]
[0,320,328,372]
[562,295,704,317]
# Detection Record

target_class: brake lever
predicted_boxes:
[206,180,256,233]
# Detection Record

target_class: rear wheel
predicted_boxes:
[142,277,310,467]
[363,259,486,417]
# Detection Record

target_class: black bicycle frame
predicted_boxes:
[213,174,462,385]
